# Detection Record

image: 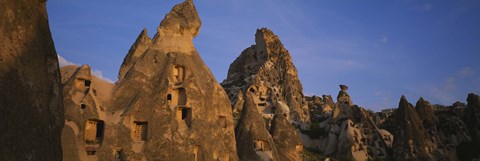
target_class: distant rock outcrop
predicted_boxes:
[392,96,436,161]
[457,93,480,160]
[303,85,391,161]
[221,28,310,125]
[0,1,64,160]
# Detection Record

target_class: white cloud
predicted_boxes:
[57,54,114,83]
[92,69,114,83]
[57,54,77,67]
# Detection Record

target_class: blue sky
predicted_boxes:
[48,0,480,111]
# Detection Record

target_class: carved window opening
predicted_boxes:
[253,140,268,151]
[177,107,192,127]
[249,87,256,93]
[169,88,186,106]
[114,149,123,160]
[173,65,185,83]
[219,115,227,129]
[86,147,97,155]
[84,119,104,145]
[85,80,91,87]
[133,121,148,141]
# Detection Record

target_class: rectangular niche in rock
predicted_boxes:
[172,65,185,83]
[113,149,123,160]
[176,106,192,128]
[84,119,105,145]
[75,78,91,94]
[133,121,148,141]
[168,88,187,106]
[85,147,97,155]
[219,115,227,129]
[253,140,268,151]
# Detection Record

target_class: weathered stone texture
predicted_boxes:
[0,0,64,160]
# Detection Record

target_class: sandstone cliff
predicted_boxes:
[223,28,306,161]
[236,93,281,161]
[303,85,392,161]
[270,113,303,161]
[222,28,310,125]
[59,0,239,160]
[392,96,436,161]
[60,65,113,161]
[0,0,64,160]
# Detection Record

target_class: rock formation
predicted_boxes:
[0,1,64,160]
[392,96,436,161]
[222,28,306,161]
[221,28,310,125]
[59,1,238,161]
[118,28,152,80]
[60,65,114,161]
[302,85,391,161]
[270,114,303,161]
[457,93,480,160]
[235,93,281,161]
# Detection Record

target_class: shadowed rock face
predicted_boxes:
[270,114,303,161]
[457,93,480,160]
[415,98,437,128]
[392,96,436,161]
[235,93,280,161]
[59,1,238,161]
[0,0,64,160]
[304,86,391,161]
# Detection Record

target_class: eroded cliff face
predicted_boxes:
[60,65,114,161]
[0,0,64,160]
[235,93,281,161]
[58,1,238,161]
[270,114,303,161]
[303,85,392,161]
[222,28,306,161]
[222,28,310,125]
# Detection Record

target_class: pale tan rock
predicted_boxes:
[222,28,310,125]
[60,65,113,161]
[270,114,303,161]
[235,93,280,161]
[118,28,152,80]
[60,1,238,161]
